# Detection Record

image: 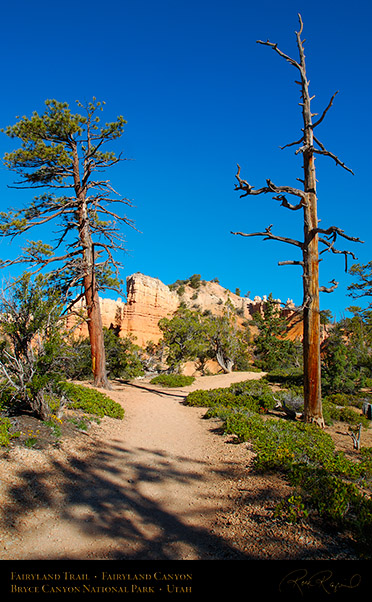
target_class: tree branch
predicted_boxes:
[312,91,339,129]
[256,39,302,73]
[231,225,303,248]
[314,226,364,244]
[235,165,307,202]
[319,279,339,293]
[312,135,354,174]
[318,237,359,272]
[273,194,305,211]
[280,135,304,151]
[278,260,304,266]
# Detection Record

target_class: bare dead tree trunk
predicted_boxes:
[297,23,323,426]
[216,347,234,373]
[232,14,362,427]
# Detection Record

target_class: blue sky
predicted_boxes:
[0,0,371,319]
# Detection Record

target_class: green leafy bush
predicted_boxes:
[322,398,370,428]
[0,273,72,420]
[289,463,372,538]
[264,369,304,387]
[186,379,277,414]
[65,328,144,381]
[0,416,12,446]
[250,294,302,371]
[150,374,195,387]
[60,382,124,419]
[186,387,237,408]
[274,494,309,524]
[324,393,350,406]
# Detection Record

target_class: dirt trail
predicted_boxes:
[0,372,263,560]
[0,371,361,561]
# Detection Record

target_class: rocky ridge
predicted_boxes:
[66,272,298,347]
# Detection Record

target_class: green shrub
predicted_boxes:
[289,464,372,537]
[60,382,124,419]
[274,493,309,524]
[150,374,195,387]
[0,273,72,420]
[186,387,237,409]
[338,407,370,428]
[360,446,372,471]
[0,386,16,411]
[264,369,304,387]
[0,416,12,446]
[215,402,372,554]
[324,392,372,410]
[322,398,370,428]
[324,393,351,406]
[223,413,338,473]
[65,328,144,381]
[186,379,278,414]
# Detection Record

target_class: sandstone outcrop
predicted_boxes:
[119,273,179,346]
[66,272,299,347]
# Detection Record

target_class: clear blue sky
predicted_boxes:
[0,0,371,319]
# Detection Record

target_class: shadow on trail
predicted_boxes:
[118,380,188,400]
[1,438,251,560]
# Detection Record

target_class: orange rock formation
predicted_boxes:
[66,272,301,347]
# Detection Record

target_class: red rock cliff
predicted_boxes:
[66,272,299,347]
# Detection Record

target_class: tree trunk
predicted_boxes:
[81,233,109,388]
[302,186,324,426]
[30,391,51,421]
[84,271,109,388]
[72,142,109,389]
[216,348,234,373]
[300,52,325,427]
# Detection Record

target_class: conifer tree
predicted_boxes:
[0,99,134,388]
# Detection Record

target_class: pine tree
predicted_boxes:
[0,99,134,387]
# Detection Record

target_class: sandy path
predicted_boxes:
[0,372,264,560]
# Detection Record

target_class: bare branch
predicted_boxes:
[312,91,339,129]
[231,225,303,248]
[265,178,306,200]
[273,194,305,211]
[295,144,308,155]
[256,39,302,72]
[234,164,269,197]
[278,260,304,266]
[319,279,339,293]
[279,135,304,150]
[235,165,307,202]
[312,135,354,174]
[296,13,304,36]
[315,226,364,244]
[319,237,359,272]
[348,423,362,450]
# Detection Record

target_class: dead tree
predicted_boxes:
[232,15,363,427]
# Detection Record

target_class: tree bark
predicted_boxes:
[79,207,109,388]
[302,161,324,426]
[298,29,324,427]
[73,143,109,389]
[216,348,234,373]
